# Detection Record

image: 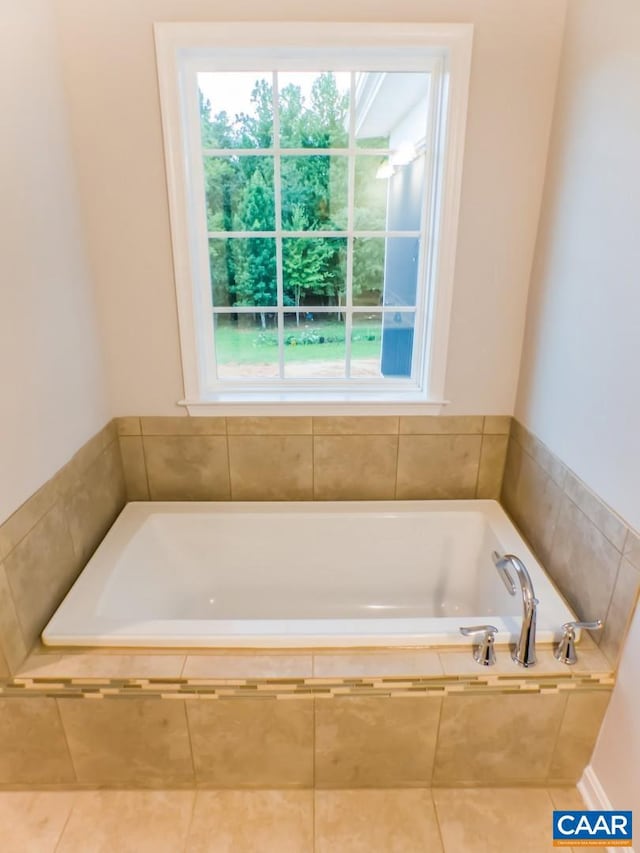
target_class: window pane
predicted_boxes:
[353,238,385,306]
[386,155,425,232]
[354,155,389,231]
[283,237,347,309]
[278,72,350,148]
[204,156,274,231]
[354,154,425,232]
[214,314,279,379]
[198,72,273,149]
[355,71,430,150]
[351,313,383,377]
[209,238,277,307]
[281,156,348,231]
[353,237,419,307]
[283,312,346,378]
[380,311,416,378]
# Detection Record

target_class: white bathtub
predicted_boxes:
[42,500,576,649]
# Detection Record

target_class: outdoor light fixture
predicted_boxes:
[375,160,395,179]
[390,141,418,167]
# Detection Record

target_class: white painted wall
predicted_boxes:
[516,0,640,532]
[590,604,640,818]
[0,0,108,524]
[515,0,640,813]
[53,0,567,415]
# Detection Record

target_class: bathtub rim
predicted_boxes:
[41,499,579,649]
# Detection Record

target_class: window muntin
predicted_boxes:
[155,24,473,410]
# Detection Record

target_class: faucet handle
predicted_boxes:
[554,619,603,665]
[492,551,517,596]
[459,625,499,666]
[460,625,499,637]
[562,619,603,632]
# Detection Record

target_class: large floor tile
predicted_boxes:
[315,789,443,852]
[186,790,313,852]
[433,787,559,852]
[56,791,194,853]
[0,792,75,852]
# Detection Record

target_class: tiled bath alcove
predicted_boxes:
[0,415,637,788]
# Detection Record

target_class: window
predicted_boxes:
[155,24,472,413]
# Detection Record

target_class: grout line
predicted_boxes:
[183,701,198,788]
[431,694,445,787]
[545,691,570,785]
[393,433,399,500]
[598,550,625,663]
[393,433,401,499]
[430,787,447,852]
[54,697,81,786]
[474,432,484,499]
[562,489,625,558]
[311,436,317,500]
[312,696,317,849]
[53,789,79,853]
[139,435,152,501]
[0,555,31,668]
[182,788,199,853]
[225,430,234,501]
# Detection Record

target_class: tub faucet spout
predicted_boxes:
[493,552,538,667]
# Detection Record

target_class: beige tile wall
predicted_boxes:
[117,415,510,503]
[0,689,609,787]
[0,412,629,792]
[502,420,640,666]
[2,410,636,680]
[0,423,125,675]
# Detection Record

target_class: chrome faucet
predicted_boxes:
[493,552,538,667]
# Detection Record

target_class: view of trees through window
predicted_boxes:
[199,70,426,379]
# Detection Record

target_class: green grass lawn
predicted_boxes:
[215,319,381,364]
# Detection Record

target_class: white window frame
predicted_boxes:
[155,22,473,415]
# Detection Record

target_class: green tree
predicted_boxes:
[236,79,274,148]
[233,170,277,327]
[200,73,364,315]
[308,73,349,148]
[283,207,338,323]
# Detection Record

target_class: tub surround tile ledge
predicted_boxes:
[115,414,512,503]
[0,421,125,674]
[502,419,640,667]
[11,640,614,692]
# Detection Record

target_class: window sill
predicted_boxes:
[178,394,448,416]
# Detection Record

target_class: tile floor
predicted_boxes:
[0,786,585,852]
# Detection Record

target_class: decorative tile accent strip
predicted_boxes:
[1,671,614,700]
